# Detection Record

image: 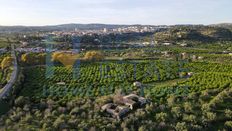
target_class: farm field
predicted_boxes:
[20,60,184,99]
[20,60,232,100]
[1,56,232,130]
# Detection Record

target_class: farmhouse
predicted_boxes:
[101,103,130,119]
[123,98,138,110]
[123,94,147,109]
[101,94,149,119]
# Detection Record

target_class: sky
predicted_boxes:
[0,0,232,26]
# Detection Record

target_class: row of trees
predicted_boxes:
[0,56,13,87]
[20,51,105,67]
[21,53,46,66]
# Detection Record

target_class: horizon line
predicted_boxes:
[0,22,224,27]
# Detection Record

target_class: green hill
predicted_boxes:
[154,25,232,42]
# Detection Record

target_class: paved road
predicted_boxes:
[0,45,18,99]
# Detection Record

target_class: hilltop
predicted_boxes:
[154,25,232,42]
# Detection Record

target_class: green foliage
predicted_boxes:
[1,56,13,70]
[0,54,12,86]
[21,53,46,66]
[1,53,232,130]
[225,109,232,119]
[19,60,184,99]
[225,121,232,129]
[202,112,217,122]
[14,96,27,107]
[183,102,193,113]
[179,62,232,92]
[167,95,176,107]
[175,122,188,131]
[171,107,182,119]
[154,26,232,42]
[155,112,168,122]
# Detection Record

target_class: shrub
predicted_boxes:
[225,109,232,119]
[14,96,26,107]
[175,122,188,131]
[70,107,81,115]
[1,56,13,70]
[184,102,193,113]
[202,112,216,122]
[84,51,104,61]
[155,112,168,122]
[171,107,182,119]
[225,121,232,129]
[183,114,197,124]
[53,115,66,129]
[167,95,176,107]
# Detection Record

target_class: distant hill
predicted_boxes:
[210,23,232,31]
[1,24,232,43]
[0,24,129,33]
[154,25,232,42]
